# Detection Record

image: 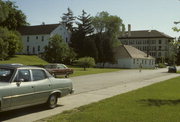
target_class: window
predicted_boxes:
[0,68,14,82]
[15,70,31,82]
[36,36,38,39]
[133,59,135,64]
[158,52,161,57]
[27,36,29,42]
[159,46,161,51]
[159,40,161,44]
[66,37,68,43]
[42,36,44,41]
[32,69,47,81]
[27,46,29,52]
[38,46,40,52]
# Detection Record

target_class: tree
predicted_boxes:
[82,37,98,61]
[0,27,22,60]
[64,47,77,64]
[168,40,179,65]
[6,31,23,56]
[0,1,28,30]
[76,57,95,71]
[44,34,72,63]
[0,0,9,23]
[172,21,180,32]
[92,11,125,66]
[61,8,75,32]
[70,10,94,57]
[176,40,180,65]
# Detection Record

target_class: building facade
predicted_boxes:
[18,24,70,54]
[97,45,155,69]
[119,28,174,62]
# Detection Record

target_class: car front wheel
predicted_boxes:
[47,94,58,109]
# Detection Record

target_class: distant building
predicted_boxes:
[119,25,174,62]
[97,45,155,69]
[18,23,70,54]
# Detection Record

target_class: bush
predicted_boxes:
[158,63,166,68]
[76,57,95,71]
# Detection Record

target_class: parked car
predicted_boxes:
[0,64,74,112]
[44,64,73,78]
[168,66,177,73]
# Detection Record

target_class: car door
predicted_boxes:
[31,69,52,103]
[10,69,36,108]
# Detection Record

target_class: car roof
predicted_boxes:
[0,64,42,69]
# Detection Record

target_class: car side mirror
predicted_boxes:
[16,78,24,86]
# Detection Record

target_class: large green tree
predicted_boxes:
[0,0,9,23]
[0,27,22,60]
[92,11,125,65]
[0,0,28,30]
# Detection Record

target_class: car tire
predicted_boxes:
[65,74,69,78]
[47,94,58,109]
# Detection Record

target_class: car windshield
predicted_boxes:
[0,68,14,82]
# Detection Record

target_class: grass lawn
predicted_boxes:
[69,67,121,77]
[0,55,121,77]
[0,55,48,65]
[38,76,180,122]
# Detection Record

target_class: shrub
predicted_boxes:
[158,63,166,68]
[76,57,95,71]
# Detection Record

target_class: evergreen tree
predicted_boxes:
[61,8,75,32]
[71,10,94,57]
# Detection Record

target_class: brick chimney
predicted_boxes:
[128,24,131,37]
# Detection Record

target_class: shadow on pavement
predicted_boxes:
[0,104,63,121]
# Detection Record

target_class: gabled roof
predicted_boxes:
[115,45,154,59]
[119,30,174,39]
[18,24,60,35]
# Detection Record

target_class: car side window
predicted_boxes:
[32,69,47,81]
[15,69,31,82]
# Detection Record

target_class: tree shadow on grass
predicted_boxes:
[139,99,180,107]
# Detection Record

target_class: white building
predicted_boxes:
[97,45,155,69]
[18,23,71,54]
[119,25,174,62]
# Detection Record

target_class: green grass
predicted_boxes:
[0,55,48,65]
[0,55,121,77]
[38,76,180,122]
[69,67,121,77]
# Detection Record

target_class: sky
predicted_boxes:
[9,0,180,38]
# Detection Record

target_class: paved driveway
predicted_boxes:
[1,67,180,122]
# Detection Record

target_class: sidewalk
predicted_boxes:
[6,73,180,122]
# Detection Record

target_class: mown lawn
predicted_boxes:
[0,55,121,77]
[39,76,180,122]
[0,55,48,65]
[69,67,121,77]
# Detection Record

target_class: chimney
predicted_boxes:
[128,24,131,37]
